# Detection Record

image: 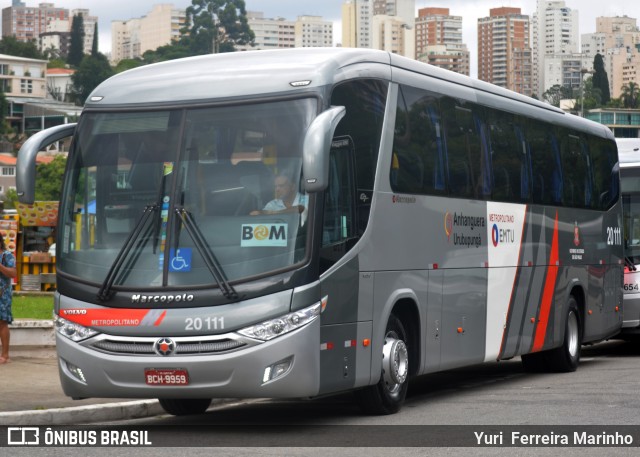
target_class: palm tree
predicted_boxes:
[621,81,640,109]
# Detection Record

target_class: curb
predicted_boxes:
[9,319,55,347]
[0,400,165,426]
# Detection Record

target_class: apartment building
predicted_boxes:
[478,7,532,95]
[342,0,372,49]
[1,1,68,42]
[582,16,640,99]
[532,0,580,98]
[371,14,414,58]
[294,16,333,48]
[236,12,295,51]
[111,4,186,63]
[415,7,469,76]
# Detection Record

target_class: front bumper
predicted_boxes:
[57,318,321,399]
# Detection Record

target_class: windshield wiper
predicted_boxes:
[97,204,157,301]
[174,207,239,300]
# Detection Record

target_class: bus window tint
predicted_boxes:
[560,133,592,208]
[527,120,563,205]
[331,79,388,234]
[487,112,529,203]
[391,86,446,195]
[591,137,618,210]
[441,98,487,199]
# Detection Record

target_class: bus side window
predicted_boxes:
[560,133,592,208]
[320,141,357,273]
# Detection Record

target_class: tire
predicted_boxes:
[545,297,581,372]
[355,314,410,415]
[521,296,581,373]
[158,398,212,416]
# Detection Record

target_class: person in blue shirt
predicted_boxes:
[0,236,17,364]
[250,173,308,223]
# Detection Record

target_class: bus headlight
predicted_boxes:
[54,314,99,342]
[237,298,325,341]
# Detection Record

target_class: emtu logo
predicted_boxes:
[492,224,500,247]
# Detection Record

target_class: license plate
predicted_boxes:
[144,368,189,386]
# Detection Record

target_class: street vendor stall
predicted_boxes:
[14,201,58,291]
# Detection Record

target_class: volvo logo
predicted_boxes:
[154,338,176,356]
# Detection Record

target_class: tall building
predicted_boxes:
[478,7,532,95]
[2,1,69,42]
[294,16,333,48]
[236,12,295,51]
[371,14,414,58]
[532,1,579,98]
[111,4,187,64]
[415,7,469,76]
[341,0,372,49]
[582,16,640,99]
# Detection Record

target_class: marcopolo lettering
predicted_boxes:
[131,294,194,304]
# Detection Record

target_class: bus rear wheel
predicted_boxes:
[355,314,409,415]
[158,398,212,416]
[521,296,581,373]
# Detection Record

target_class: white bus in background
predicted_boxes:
[618,138,640,335]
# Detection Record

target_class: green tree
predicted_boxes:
[114,58,144,73]
[0,89,10,135]
[68,14,86,67]
[91,23,99,57]
[35,155,67,201]
[592,54,610,106]
[70,54,114,106]
[621,81,640,109]
[0,36,44,59]
[184,0,254,54]
[1,188,18,209]
[543,84,573,107]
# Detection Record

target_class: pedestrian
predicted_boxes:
[0,236,17,364]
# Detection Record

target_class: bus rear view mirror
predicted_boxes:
[17,123,77,204]
[302,106,345,193]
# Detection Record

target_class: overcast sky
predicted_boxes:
[46,0,638,76]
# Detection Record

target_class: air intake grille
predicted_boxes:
[91,338,245,356]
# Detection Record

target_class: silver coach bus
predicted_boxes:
[618,138,640,335]
[17,48,623,416]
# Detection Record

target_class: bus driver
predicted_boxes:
[250,173,308,223]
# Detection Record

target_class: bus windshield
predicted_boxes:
[58,98,317,291]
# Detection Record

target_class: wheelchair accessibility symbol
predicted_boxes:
[169,248,192,272]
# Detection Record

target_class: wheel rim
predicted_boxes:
[567,311,579,357]
[382,331,409,395]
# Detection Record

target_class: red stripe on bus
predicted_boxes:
[154,310,167,326]
[532,211,559,352]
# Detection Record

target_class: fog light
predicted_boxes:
[65,360,87,383]
[262,356,293,384]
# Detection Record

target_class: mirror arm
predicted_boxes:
[16,123,77,204]
[302,106,345,192]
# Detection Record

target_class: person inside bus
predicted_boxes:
[250,172,308,223]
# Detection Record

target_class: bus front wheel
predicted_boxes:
[355,313,409,415]
[158,398,212,416]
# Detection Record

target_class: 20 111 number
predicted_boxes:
[607,226,621,246]
[185,317,225,331]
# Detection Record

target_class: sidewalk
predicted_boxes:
[0,347,165,425]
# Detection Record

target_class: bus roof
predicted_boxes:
[616,138,640,166]
[83,48,612,139]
